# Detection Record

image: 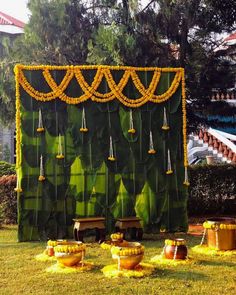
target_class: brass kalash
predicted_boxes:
[104,233,145,270]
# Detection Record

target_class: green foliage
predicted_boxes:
[1,0,236,127]
[0,161,15,176]
[0,174,17,224]
[188,164,236,215]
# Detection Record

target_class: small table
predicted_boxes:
[115,217,143,240]
[73,217,106,242]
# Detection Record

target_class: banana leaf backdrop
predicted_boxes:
[15,65,188,241]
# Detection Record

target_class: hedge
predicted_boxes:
[0,162,235,224]
[0,161,15,176]
[0,174,17,224]
[188,164,236,215]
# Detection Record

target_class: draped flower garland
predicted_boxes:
[14,64,189,191]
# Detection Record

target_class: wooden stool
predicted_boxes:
[115,217,143,240]
[73,217,106,242]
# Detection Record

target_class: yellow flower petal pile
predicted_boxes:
[35,253,57,262]
[101,263,155,278]
[191,245,236,256]
[46,261,94,273]
[150,254,195,265]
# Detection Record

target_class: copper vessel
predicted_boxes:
[164,239,188,260]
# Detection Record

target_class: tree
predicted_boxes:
[0,0,236,128]
[87,0,236,131]
[0,0,99,124]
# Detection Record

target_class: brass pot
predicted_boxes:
[112,253,144,270]
[55,251,84,267]
[206,217,236,250]
[111,241,144,270]
[54,241,85,267]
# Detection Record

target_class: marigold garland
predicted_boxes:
[203,221,236,230]
[14,64,188,186]
[165,239,186,246]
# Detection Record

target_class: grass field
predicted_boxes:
[0,225,235,295]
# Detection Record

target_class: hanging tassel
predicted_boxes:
[38,155,46,181]
[161,107,170,130]
[128,109,136,134]
[148,131,156,154]
[166,149,173,174]
[37,109,45,132]
[56,133,64,159]
[80,107,88,132]
[183,166,190,186]
[14,176,22,192]
[108,136,116,161]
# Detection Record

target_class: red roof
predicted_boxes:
[0,11,25,28]
[224,32,236,42]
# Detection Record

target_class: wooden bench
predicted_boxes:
[115,217,143,240]
[73,217,106,243]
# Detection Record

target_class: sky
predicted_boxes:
[0,0,150,24]
[0,0,30,23]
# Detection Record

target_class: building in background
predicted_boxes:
[0,11,25,163]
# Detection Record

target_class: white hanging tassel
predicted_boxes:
[183,166,190,186]
[80,107,88,132]
[38,155,46,181]
[56,133,64,159]
[148,131,156,154]
[166,149,173,174]
[162,107,170,130]
[128,109,135,134]
[108,136,116,161]
[14,175,22,192]
[37,109,44,132]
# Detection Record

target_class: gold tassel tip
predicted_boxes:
[37,127,45,132]
[183,181,190,186]
[56,154,65,159]
[108,156,116,161]
[128,128,136,134]
[14,187,22,193]
[148,149,156,154]
[38,175,46,181]
[166,170,173,175]
[161,125,170,131]
[80,128,88,132]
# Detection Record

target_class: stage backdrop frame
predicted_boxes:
[14,64,189,241]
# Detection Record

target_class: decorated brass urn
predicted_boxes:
[54,241,86,267]
[164,239,187,260]
[203,217,236,250]
[111,241,144,270]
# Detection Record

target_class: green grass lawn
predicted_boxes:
[0,226,235,295]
